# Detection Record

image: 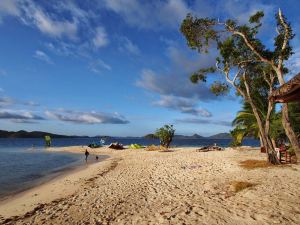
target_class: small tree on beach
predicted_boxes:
[155,124,175,148]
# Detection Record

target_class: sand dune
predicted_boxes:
[0,146,299,224]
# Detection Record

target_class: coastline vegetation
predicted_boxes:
[181,9,300,163]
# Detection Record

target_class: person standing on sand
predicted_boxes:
[85,149,89,162]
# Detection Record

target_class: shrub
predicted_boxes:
[145,145,164,151]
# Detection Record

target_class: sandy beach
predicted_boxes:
[0,146,299,225]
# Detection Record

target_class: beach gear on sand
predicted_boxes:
[197,145,224,152]
[129,144,143,149]
[88,143,102,148]
[44,136,51,147]
[108,142,124,150]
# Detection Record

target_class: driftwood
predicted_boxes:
[197,145,224,152]
[108,142,124,150]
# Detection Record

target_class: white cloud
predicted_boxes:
[93,26,109,48]
[176,118,231,127]
[0,96,14,107]
[0,0,20,18]
[34,50,53,64]
[154,95,212,117]
[136,44,217,101]
[222,0,275,24]
[0,109,45,123]
[45,109,129,124]
[89,59,111,74]
[119,37,140,55]
[103,0,190,29]
[0,95,40,108]
[24,2,78,39]
[0,0,78,39]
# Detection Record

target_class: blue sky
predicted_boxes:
[0,0,299,136]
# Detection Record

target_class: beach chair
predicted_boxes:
[278,145,291,164]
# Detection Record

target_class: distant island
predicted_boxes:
[0,130,235,139]
[0,130,89,138]
[144,133,233,139]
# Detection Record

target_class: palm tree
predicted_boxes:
[231,102,260,146]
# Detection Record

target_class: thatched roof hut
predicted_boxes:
[270,73,300,103]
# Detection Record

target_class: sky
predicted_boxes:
[0,0,300,137]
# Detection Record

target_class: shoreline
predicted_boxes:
[1,145,299,224]
[0,146,114,219]
[0,153,109,202]
[0,143,109,199]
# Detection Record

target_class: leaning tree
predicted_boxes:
[180,10,300,160]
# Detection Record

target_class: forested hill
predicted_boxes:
[0,130,88,138]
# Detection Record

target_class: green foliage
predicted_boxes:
[180,14,218,53]
[190,73,206,83]
[274,12,295,61]
[155,124,175,148]
[210,81,230,96]
[181,10,296,150]
[230,102,262,146]
[269,103,300,145]
[230,128,246,147]
[190,67,215,83]
[249,11,264,24]
[288,102,300,136]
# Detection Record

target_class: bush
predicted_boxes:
[287,147,296,156]
[229,140,242,147]
[145,145,164,151]
[154,124,175,148]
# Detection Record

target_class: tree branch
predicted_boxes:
[233,31,270,63]
[277,8,290,70]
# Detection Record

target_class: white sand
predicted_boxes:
[0,146,299,225]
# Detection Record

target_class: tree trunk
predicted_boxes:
[276,69,300,158]
[264,86,278,153]
[243,77,279,164]
[243,79,273,152]
[259,136,263,147]
[271,138,277,149]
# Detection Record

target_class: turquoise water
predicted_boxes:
[0,140,110,198]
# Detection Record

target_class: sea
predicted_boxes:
[0,137,259,199]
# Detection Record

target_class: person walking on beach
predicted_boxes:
[85,149,89,162]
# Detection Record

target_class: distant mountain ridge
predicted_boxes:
[173,134,205,139]
[145,133,232,139]
[0,130,233,139]
[0,130,88,138]
[207,133,232,139]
